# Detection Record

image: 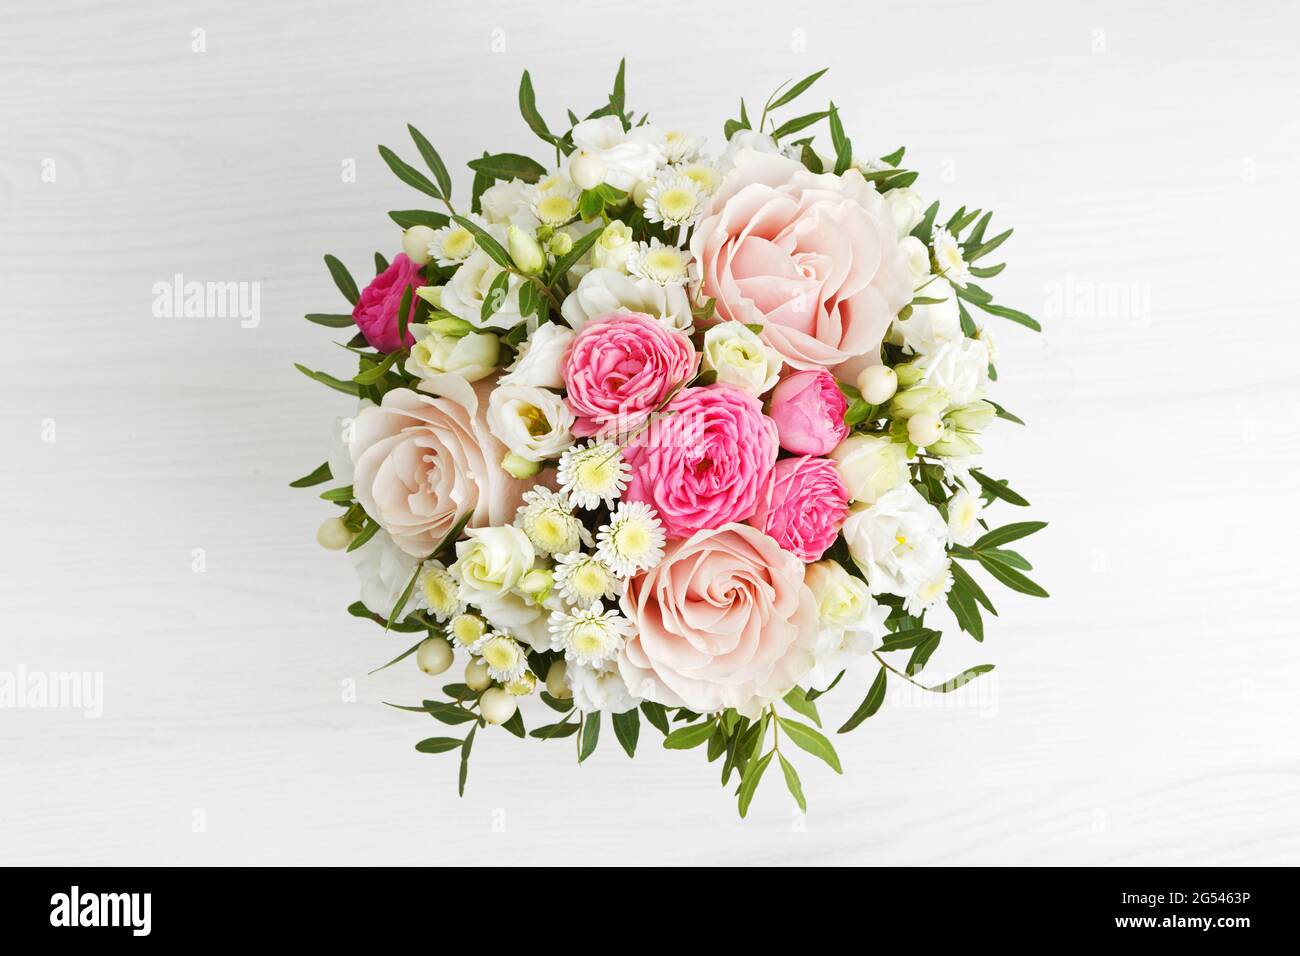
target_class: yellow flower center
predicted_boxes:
[614,522,649,556]
[657,187,697,221]
[572,563,609,598]
[442,228,475,259]
[536,194,576,226]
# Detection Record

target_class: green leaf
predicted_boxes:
[540,691,574,713]
[366,640,423,676]
[838,666,888,733]
[768,68,828,110]
[907,632,942,675]
[397,283,415,343]
[289,461,332,488]
[782,687,822,728]
[640,700,670,736]
[965,227,1013,262]
[947,579,984,642]
[612,708,640,758]
[480,270,511,324]
[547,224,605,285]
[771,109,831,141]
[876,627,939,653]
[950,558,997,614]
[430,511,472,562]
[737,751,774,818]
[777,753,807,813]
[388,209,450,230]
[828,103,852,175]
[578,711,600,762]
[386,562,422,633]
[974,521,1047,551]
[804,670,843,701]
[323,255,360,305]
[609,58,626,118]
[925,664,994,693]
[407,124,452,198]
[318,484,353,503]
[501,709,526,739]
[987,400,1024,425]
[975,300,1042,332]
[415,736,462,754]
[458,723,476,796]
[305,313,355,328]
[450,215,513,270]
[970,469,1030,506]
[777,717,842,774]
[378,144,443,199]
[879,146,905,166]
[976,553,1049,597]
[353,350,398,385]
[911,201,940,244]
[374,252,389,274]
[663,721,715,750]
[518,70,561,150]
[467,152,547,184]
[530,719,580,739]
[345,519,380,553]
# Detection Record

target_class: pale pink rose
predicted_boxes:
[749,456,850,562]
[623,384,778,540]
[349,376,531,556]
[619,523,819,714]
[352,253,425,352]
[767,368,849,455]
[690,150,912,371]
[562,312,697,438]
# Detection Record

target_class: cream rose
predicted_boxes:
[690,149,913,370]
[700,321,783,395]
[451,525,535,602]
[486,383,574,462]
[349,377,530,557]
[830,433,909,504]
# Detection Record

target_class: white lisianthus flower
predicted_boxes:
[451,525,536,603]
[553,551,620,605]
[595,501,666,576]
[441,248,524,330]
[931,226,971,288]
[557,440,630,509]
[803,560,891,690]
[477,589,553,650]
[700,321,782,395]
[626,240,692,287]
[899,235,932,288]
[643,172,706,228]
[548,601,634,667]
[487,384,574,462]
[842,484,951,612]
[830,433,910,505]
[406,323,499,384]
[565,660,640,714]
[415,560,463,621]
[569,116,666,190]
[427,215,486,267]
[479,178,535,227]
[911,336,991,407]
[348,529,420,619]
[719,131,782,174]
[946,489,984,546]
[514,487,591,556]
[889,276,962,355]
[884,187,926,238]
[590,221,636,273]
[498,322,575,389]
[560,267,693,332]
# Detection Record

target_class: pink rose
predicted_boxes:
[619,523,819,713]
[352,253,425,352]
[623,384,778,540]
[349,376,531,556]
[562,312,697,438]
[768,368,849,455]
[749,456,850,562]
[690,150,912,371]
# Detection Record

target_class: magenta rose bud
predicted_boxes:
[562,312,697,438]
[352,253,425,352]
[749,456,850,562]
[768,369,850,455]
[623,384,778,540]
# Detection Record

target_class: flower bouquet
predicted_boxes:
[292,63,1047,815]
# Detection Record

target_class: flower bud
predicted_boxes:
[519,568,554,604]
[545,660,572,700]
[907,412,945,447]
[547,231,574,256]
[464,657,493,692]
[946,400,996,432]
[590,221,634,272]
[316,516,353,550]
[889,385,947,421]
[413,284,443,308]
[479,687,518,724]
[507,225,546,275]
[425,315,473,337]
[856,365,898,404]
[568,150,607,190]
[401,225,435,265]
[415,637,454,676]
[928,430,982,458]
[631,179,653,208]
[890,359,924,389]
[501,451,542,479]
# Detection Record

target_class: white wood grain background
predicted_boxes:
[2,0,1298,866]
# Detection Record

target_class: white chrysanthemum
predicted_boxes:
[565,660,640,714]
[427,215,486,268]
[595,501,666,576]
[946,489,983,546]
[674,158,721,195]
[626,239,691,287]
[905,564,953,616]
[643,173,706,228]
[473,633,529,683]
[662,130,704,164]
[554,551,620,605]
[514,487,591,556]
[548,602,634,667]
[448,613,487,651]
[414,560,463,621]
[931,226,971,288]
[556,441,630,509]
[529,175,580,228]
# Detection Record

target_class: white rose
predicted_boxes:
[498,322,575,389]
[590,221,635,272]
[480,178,535,227]
[701,322,782,395]
[326,407,365,486]
[719,131,782,175]
[441,248,524,330]
[842,484,951,613]
[487,383,574,462]
[889,276,962,355]
[451,526,535,602]
[560,267,693,333]
[803,561,890,690]
[946,489,983,547]
[912,336,990,407]
[899,235,931,288]
[406,323,499,384]
[566,661,640,714]
[349,529,421,618]
[830,433,909,505]
[884,187,925,238]
[569,116,666,191]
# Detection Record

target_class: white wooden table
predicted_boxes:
[2,0,1298,865]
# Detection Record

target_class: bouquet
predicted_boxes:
[293,63,1048,815]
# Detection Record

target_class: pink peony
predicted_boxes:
[690,150,912,371]
[749,456,850,562]
[562,312,697,438]
[619,523,819,714]
[352,253,425,352]
[623,384,778,540]
[767,368,849,455]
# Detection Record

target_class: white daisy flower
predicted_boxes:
[556,441,630,509]
[930,226,971,288]
[448,613,487,651]
[642,173,706,228]
[427,214,486,268]
[626,239,692,287]
[662,130,704,164]
[674,158,722,195]
[548,602,634,667]
[529,175,581,228]
[474,632,529,683]
[595,501,666,576]
[513,487,591,556]
[414,560,463,621]
[554,551,621,605]
[904,564,954,616]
